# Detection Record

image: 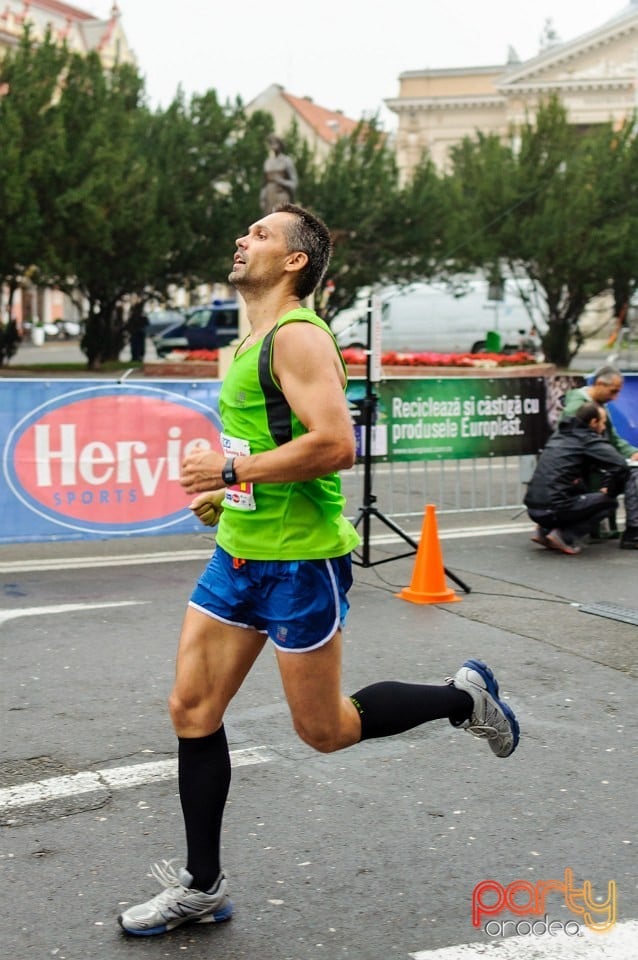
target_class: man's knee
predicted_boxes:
[168,688,188,726]
[291,715,343,753]
[168,687,223,737]
[289,699,361,753]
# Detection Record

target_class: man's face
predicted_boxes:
[592,409,608,434]
[593,376,623,403]
[228,212,292,291]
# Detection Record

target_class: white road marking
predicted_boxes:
[0,747,272,813]
[358,463,512,476]
[0,551,213,573]
[0,524,531,574]
[0,600,146,625]
[442,522,530,540]
[409,919,638,959]
[362,521,530,547]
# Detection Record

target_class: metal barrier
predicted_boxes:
[342,455,531,523]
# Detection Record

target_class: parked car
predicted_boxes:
[332,279,544,355]
[43,319,82,340]
[145,308,186,336]
[152,300,240,357]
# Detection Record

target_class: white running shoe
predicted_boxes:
[119,860,233,936]
[448,659,520,758]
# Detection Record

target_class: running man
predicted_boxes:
[119,204,520,936]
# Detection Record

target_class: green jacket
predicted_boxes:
[561,386,637,459]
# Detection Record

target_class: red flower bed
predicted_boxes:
[340,347,536,367]
[167,349,220,362]
[167,347,536,368]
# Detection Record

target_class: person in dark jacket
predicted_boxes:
[560,365,638,541]
[524,401,638,554]
[560,365,638,460]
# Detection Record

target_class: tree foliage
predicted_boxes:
[299,121,402,315]
[445,97,638,365]
[0,33,272,367]
[0,28,66,316]
[143,93,272,292]
[3,35,638,369]
[44,53,161,366]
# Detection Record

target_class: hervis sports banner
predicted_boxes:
[5,372,634,544]
[348,376,551,461]
[1,380,224,544]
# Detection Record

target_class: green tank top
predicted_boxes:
[215,308,361,560]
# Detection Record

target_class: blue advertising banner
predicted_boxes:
[1,380,223,544]
[2,373,636,544]
[609,373,638,447]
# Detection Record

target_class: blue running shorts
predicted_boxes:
[189,545,353,652]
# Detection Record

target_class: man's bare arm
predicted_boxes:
[180,323,355,495]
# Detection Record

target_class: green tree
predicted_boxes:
[138,94,272,300]
[273,120,448,321]
[0,28,67,351]
[443,131,519,281]
[297,121,405,316]
[45,53,163,367]
[0,317,20,365]
[513,101,617,365]
[591,119,638,331]
[394,151,449,284]
[445,97,633,366]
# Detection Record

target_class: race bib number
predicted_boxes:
[221,433,256,511]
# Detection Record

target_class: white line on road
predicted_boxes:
[409,920,638,959]
[0,600,146,625]
[0,524,531,574]
[0,747,272,813]
[357,462,513,475]
[0,551,212,573]
[362,521,530,547]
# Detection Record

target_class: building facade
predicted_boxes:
[387,4,638,177]
[245,83,361,162]
[0,1,135,68]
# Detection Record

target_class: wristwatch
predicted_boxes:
[221,456,238,486]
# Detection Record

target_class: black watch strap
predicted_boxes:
[221,456,237,486]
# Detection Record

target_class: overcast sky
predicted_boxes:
[92,2,626,125]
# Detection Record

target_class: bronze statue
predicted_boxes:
[259,135,298,213]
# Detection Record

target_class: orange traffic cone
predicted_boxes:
[397,504,460,605]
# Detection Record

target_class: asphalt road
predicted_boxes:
[5,335,157,373]
[1,520,636,959]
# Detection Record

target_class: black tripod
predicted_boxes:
[350,300,471,593]
[351,381,420,567]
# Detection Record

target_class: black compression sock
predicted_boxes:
[350,680,473,741]
[178,726,231,892]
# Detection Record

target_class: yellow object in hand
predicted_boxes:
[189,490,225,527]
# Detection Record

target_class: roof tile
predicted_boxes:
[282,90,360,143]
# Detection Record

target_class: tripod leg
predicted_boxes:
[368,506,418,548]
[443,566,471,595]
[370,507,471,593]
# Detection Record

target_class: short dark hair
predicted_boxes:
[592,364,623,384]
[276,203,332,300]
[574,401,604,425]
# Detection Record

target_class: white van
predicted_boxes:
[332,279,543,355]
